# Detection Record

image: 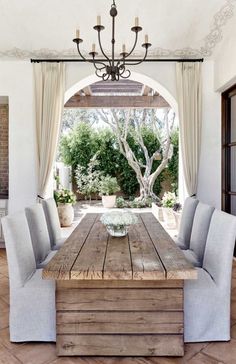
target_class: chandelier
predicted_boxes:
[73,0,151,81]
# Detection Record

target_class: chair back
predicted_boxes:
[203,210,236,288]
[189,202,214,264]
[178,197,199,248]
[42,198,61,248]
[25,204,51,264]
[1,212,36,288]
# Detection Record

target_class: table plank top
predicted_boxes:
[43,212,197,281]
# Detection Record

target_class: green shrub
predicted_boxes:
[116,197,128,208]
[99,176,120,196]
[75,156,102,200]
[54,189,76,205]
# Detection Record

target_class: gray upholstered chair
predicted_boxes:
[25,204,56,268]
[184,209,236,342]
[175,196,199,250]
[42,198,66,250]
[1,212,55,342]
[183,202,214,267]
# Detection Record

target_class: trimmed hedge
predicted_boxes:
[59,122,178,197]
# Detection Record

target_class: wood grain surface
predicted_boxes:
[43,212,196,281]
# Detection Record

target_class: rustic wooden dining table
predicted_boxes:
[43,212,197,357]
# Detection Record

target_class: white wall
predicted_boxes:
[214,20,236,92]
[0,61,37,213]
[197,61,221,208]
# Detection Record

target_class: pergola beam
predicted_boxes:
[64,95,169,109]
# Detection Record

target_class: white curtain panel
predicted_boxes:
[34,63,65,198]
[176,62,202,196]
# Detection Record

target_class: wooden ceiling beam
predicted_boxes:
[141,85,151,96]
[65,95,169,108]
[82,86,92,96]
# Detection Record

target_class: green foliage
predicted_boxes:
[115,196,152,209]
[116,197,128,208]
[75,155,102,199]
[59,122,98,169]
[59,122,179,198]
[168,129,179,194]
[99,176,120,196]
[129,197,152,208]
[161,191,177,208]
[54,189,76,205]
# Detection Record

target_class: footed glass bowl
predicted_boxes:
[106,224,129,237]
[100,210,138,238]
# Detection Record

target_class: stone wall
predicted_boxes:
[0,105,9,196]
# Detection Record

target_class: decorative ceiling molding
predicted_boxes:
[0,0,235,60]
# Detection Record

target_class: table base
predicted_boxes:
[56,280,184,357]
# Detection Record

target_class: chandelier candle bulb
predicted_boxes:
[92,43,96,52]
[97,15,101,26]
[145,34,149,43]
[122,44,126,53]
[76,29,80,39]
[135,17,139,26]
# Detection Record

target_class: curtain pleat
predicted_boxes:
[176,62,202,196]
[34,63,65,198]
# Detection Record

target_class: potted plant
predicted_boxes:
[99,176,120,208]
[54,189,76,227]
[161,191,177,229]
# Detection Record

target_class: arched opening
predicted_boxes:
[64,72,178,115]
[55,71,183,225]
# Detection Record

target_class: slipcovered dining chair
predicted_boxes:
[183,202,214,267]
[25,204,56,268]
[175,196,199,250]
[184,209,236,342]
[42,198,66,250]
[1,212,55,342]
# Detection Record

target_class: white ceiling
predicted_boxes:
[0,0,235,59]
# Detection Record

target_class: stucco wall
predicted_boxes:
[0,61,37,213]
[214,20,236,92]
[197,61,221,208]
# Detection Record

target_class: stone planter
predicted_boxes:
[173,210,181,231]
[162,207,176,229]
[102,195,117,208]
[152,203,164,222]
[57,203,74,227]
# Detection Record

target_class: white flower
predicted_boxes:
[100,210,138,227]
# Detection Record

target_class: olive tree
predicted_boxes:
[97,108,175,201]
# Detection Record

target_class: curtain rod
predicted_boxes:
[30,58,204,63]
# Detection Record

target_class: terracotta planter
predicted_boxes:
[162,207,176,229]
[102,195,116,208]
[57,203,74,227]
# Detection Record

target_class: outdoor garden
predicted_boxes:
[54,107,180,227]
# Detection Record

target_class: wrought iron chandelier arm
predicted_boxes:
[93,61,106,70]
[124,45,149,65]
[76,42,107,70]
[76,43,94,64]
[122,31,139,60]
[97,31,111,66]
